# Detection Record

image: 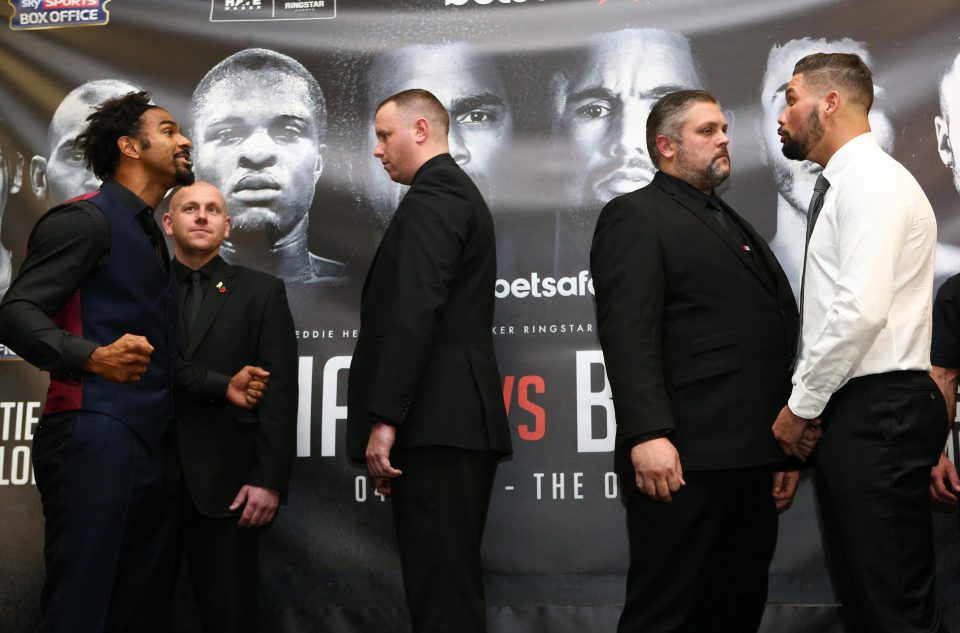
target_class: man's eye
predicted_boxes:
[456,110,496,126]
[575,102,612,119]
[213,129,243,145]
[273,125,308,143]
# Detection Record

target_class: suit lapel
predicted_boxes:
[743,217,797,314]
[721,202,777,294]
[184,258,237,359]
[654,174,774,293]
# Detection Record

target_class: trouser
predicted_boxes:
[33,411,178,633]
[618,467,779,633]
[815,370,949,633]
[390,446,500,633]
[176,480,259,633]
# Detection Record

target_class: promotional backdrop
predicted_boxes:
[2,1,960,631]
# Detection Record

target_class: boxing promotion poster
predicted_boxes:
[2,1,960,630]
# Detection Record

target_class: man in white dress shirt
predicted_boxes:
[771,53,950,633]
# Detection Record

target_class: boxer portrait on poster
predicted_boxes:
[191,48,344,286]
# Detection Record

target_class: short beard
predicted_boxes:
[781,105,824,162]
[175,166,195,186]
[675,144,729,192]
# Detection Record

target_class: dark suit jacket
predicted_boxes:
[591,171,799,473]
[175,257,298,518]
[346,153,511,460]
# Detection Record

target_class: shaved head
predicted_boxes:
[376,88,450,138]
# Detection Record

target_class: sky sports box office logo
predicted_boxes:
[9,0,109,30]
[210,0,335,21]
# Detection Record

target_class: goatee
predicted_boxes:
[175,167,196,186]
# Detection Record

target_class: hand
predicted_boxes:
[230,484,280,527]
[226,365,270,409]
[772,405,819,461]
[630,437,684,502]
[798,419,823,458]
[365,422,402,496]
[772,470,800,512]
[930,453,960,505]
[83,333,153,383]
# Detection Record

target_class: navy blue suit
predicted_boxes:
[0,181,179,633]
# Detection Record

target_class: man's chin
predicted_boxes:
[174,169,196,187]
[229,207,280,232]
[780,140,807,162]
[596,178,651,201]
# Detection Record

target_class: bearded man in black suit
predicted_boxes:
[592,89,812,632]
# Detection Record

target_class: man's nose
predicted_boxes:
[449,128,471,167]
[238,130,278,169]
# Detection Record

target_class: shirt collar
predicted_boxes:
[656,169,714,209]
[101,178,152,216]
[412,153,455,184]
[173,254,222,283]
[822,132,878,184]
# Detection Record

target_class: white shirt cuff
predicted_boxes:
[788,383,830,420]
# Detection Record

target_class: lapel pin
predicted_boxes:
[217,281,226,294]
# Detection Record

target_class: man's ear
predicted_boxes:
[655,134,676,161]
[117,135,139,160]
[936,114,954,169]
[161,211,174,236]
[313,144,327,186]
[822,90,841,117]
[413,117,430,145]
[29,155,47,200]
[223,214,231,240]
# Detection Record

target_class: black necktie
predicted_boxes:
[183,270,204,340]
[793,174,831,370]
[708,200,741,243]
[805,174,831,248]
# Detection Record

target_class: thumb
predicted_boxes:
[229,485,249,511]
[949,463,960,491]
[773,471,784,492]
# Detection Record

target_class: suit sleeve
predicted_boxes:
[175,360,232,400]
[0,204,108,376]
[591,196,675,448]
[246,279,298,495]
[366,171,472,424]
